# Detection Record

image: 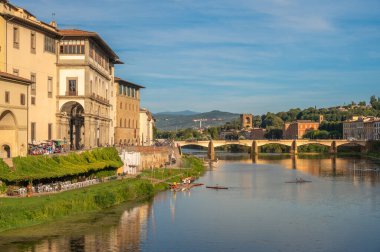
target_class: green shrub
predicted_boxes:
[0,148,123,183]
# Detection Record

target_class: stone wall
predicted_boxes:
[122,146,171,170]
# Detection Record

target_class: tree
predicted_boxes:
[264,128,283,139]
[370,95,377,106]
[252,115,262,127]
[262,113,284,129]
[303,130,329,139]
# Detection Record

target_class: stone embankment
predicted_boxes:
[121,145,181,169]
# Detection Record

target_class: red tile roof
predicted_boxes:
[0,71,32,84]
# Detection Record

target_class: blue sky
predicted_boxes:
[12,0,380,114]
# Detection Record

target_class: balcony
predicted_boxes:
[90,93,110,105]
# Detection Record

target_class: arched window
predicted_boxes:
[129,119,131,128]
[120,119,122,127]
[124,119,126,128]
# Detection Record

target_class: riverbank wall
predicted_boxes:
[121,146,178,170]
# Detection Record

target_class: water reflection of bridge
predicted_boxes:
[176,139,368,160]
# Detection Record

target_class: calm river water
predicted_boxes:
[1,154,380,252]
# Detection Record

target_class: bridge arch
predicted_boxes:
[336,141,366,147]
[297,142,331,148]
[259,143,291,153]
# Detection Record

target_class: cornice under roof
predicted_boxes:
[114,77,145,89]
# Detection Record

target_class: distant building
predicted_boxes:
[139,108,155,146]
[343,116,380,140]
[240,114,253,129]
[219,130,239,140]
[240,129,252,140]
[251,128,266,140]
[283,120,320,139]
[114,77,144,146]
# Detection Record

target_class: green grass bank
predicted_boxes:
[0,156,205,233]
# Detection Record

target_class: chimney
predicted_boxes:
[49,20,57,28]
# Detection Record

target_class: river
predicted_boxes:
[1,154,380,252]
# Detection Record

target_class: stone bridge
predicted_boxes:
[175,139,368,160]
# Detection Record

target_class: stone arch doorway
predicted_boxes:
[61,102,85,150]
[2,145,11,158]
[0,110,17,158]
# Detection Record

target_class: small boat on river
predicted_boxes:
[206,185,228,190]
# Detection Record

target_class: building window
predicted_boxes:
[118,84,122,95]
[67,78,78,96]
[13,26,19,49]
[44,35,56,53]
[120,102,122,109]
[127,87,130,96]
[31,73,36,95]
[31,31,36,53]
[120,119,122,127]
[20,94,25,105]
[48,123,52,140]
[124,119,126,128]
[59,40,85,54]
[31,96,36,105]
[5,91,10,103]
[13,69,19,76]
[47,77,53,98]
[31,122,36,141]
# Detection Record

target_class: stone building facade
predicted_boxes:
[0,1,60,145]
[343,116,380,140]
[240,114,253,129]
[139,108,155,146]
[0,72,31,158]
[283,120,320,139]
[0,0,124,155]
[56,29,121,149]
[114,77,144,146]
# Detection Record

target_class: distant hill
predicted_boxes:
[155,110,199,116]
[154,110,240,130]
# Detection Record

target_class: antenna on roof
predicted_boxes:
[50,12,57,28]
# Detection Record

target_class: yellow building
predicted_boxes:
[0,0,60,144]
[0,1,124,153]
[114,77,144,146]
[56,29,122,149]
[0,71,31,158]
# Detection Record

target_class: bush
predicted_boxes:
[0,148,123,183]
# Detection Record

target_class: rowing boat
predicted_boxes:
[206,185,228,190]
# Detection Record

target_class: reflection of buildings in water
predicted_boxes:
[24,203,152,252]
[117,203,151,251]
[255,155,380,184]
[170,192,177,222]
